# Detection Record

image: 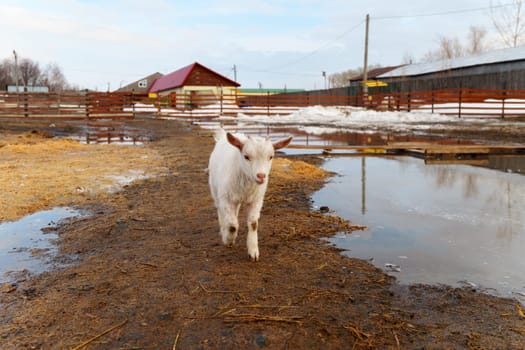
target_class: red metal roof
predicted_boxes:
[148,62,240,93]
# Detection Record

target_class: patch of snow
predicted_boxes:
[211,104,525,134]
[103,170,153,193]
[229,105,470,133]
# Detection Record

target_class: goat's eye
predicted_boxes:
[244,155,251,161]
[269,155,273,160]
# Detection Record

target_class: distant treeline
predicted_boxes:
[0,56,77,92]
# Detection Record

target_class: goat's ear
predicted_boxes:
[272,136,293,150]
[227,132,244,151]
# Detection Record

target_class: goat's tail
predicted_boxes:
[213,128,227,142]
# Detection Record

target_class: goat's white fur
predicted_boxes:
[208,128,292,261]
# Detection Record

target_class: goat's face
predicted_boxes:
[227,133,292,185]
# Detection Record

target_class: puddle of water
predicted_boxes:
[313,156,525,299]
[0,207,83,283]
[59,120,150,145]
[82,133,147,145]
[194,120,479,151]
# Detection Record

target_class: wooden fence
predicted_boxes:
[158,88,525,119]
[359,88,525,118]
[1,88,525,119]
[0,91,143,119]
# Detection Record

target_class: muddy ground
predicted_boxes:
[1,118,525,349]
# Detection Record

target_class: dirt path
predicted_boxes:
[1,119,524,349]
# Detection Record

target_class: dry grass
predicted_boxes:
[272,158,328,182]
[0,133,326,224]
[0,132,169,222]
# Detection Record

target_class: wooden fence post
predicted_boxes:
[220,89,223,116]
[458,88,462,118]
[23,91,29,117]
[131,93,136,118]
[431,91,435,114]
[306,91,310,107]
[57,92,61,116]
[156,94,161,118]
[501,91,506,119]
[266,91,270,116]
[84,90,90,119]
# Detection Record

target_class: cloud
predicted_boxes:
[0,0,502,90]
[0,5,75,35]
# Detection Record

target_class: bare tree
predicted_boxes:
[42,63,68,92]
[421,49,437,63]
[329,69,361,88]
[0,58,19,89]
[0,56,70,91]
[421,36,464,62]
[328,65,382,88]
[466,26,488,54]
[5,57,44,88]
[18,58,43,87]
[491,0,525,47]
[402,51,415,65]
[439,36,464,59]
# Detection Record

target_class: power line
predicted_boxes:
[237,65,320,77]
[264,19,366,72]
[259,3,515,78]
[259,3,512,75]
[373,2,515,20]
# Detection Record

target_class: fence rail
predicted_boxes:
[0,91,142,119]
[1,88,525,119]
[361,88,525,118]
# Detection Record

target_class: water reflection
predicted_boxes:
[486,155,525,175]
[0,207,83,282]
[314,156,525,299]
[61,120,151,145]
[194,120,478,150]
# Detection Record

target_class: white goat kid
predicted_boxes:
[208,129,292,261]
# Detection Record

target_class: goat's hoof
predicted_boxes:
[223,240,235,247]
[221,234,237,247]
[248,250,260,262]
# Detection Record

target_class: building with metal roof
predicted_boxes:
[148,62,240,96]
[7,85,49,93]
[349,65,403,87]
[376,45,525,91]
[116,72,163,93]
[238,88,305,95]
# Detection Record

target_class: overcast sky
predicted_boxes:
[0,0,511,90]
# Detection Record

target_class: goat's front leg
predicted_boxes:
[246,200,263,261]
[218,202,240,246]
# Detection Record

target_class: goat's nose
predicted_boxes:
[256,173,266,183]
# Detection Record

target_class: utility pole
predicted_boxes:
[361,156,367,215]
[322,71,327,89]
[13,50,19,93]
[13,50,20,109]
[232,64,237,82]
[362,14,370,105]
